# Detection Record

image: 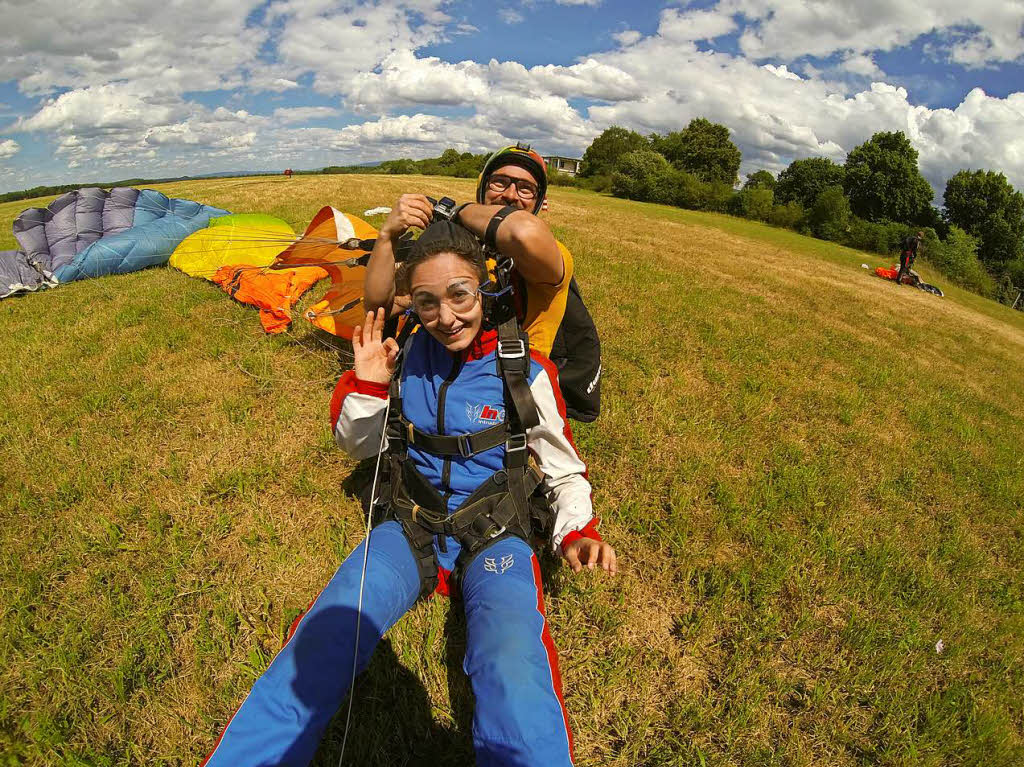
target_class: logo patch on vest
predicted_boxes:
[466,403,505,425]
[484,554,514,574]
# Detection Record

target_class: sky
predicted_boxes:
[1,0,1023,197]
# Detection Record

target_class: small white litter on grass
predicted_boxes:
[363,207,392,217]
[935,639,945,654]
[861,263,870,269]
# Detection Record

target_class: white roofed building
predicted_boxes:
[543,155,583,176]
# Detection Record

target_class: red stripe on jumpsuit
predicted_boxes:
[530,350,602,553]
[530,553,576,761]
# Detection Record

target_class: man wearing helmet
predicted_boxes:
[364,144,571,358]
[896,230,924,287]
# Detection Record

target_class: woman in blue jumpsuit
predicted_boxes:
[202,222,617,766]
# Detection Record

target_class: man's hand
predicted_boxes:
[365,195,434,316]
[379,194,434,241]
[351,308,399,384]
[563,538,617,575]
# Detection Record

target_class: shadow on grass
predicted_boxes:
[309,625,475,767]
[279,326,355,371]
[309,556,565,766]
[312,455,567,766]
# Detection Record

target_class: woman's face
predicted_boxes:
[409,251,484,353]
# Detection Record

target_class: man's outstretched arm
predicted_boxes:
[456,203,564,286]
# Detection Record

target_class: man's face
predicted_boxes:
[482,163,540,211]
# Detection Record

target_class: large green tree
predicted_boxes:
[807,186,852,242]
[650,118,741,185]
[581,126,649,178]
[843,131,933,223]
[438,148,462,167]
[743,170,776,190]
[774,157,845,209]
[943,169,1024,269]
[610,149,671,201]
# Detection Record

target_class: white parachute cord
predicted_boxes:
[338,391,392,766]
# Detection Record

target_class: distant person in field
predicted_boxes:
[896,230,924,286]
[364,143,601,422]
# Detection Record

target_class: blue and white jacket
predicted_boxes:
[330,327,600,551]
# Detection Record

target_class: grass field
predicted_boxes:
[1,175,1022,766]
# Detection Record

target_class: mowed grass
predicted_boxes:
[1,175,1022,766]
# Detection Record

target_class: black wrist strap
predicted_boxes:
[485,205,518,250]
[451,203,472,225]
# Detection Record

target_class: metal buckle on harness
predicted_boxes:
[489,524,507,539]
[497,339,526,360]
[457,433,474,459]
[505,434,527,453]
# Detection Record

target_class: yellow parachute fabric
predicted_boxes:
[169,214,295,278]
[272,207,376,340]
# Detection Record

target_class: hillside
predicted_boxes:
[1,175,1022,766]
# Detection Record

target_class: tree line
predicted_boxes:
[576,122,1024,304]
[323,149,490,179]
[0,177,205,205]
[11,128,1017,304]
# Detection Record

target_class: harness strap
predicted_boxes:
[496,318,540,431]
[395,513,439,598]
[484,205,519,250]
[390,462,546,548]
[400,417,508,457]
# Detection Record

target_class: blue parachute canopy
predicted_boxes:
[1,187,228,297]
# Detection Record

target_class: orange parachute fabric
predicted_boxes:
[875,266,899,280]
[272,207,377,339]
[212,264,328,334]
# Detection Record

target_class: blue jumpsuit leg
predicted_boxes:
[203,521,422,767]
[460,537,575,767]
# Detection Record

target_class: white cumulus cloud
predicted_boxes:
[266,0,452,95]
[14,83,190,137]
[0,0,266,96]
[272,107,342,124]
[499,8,525,24]
[614,29,642,46]
[583,10,1024,191]
[728,0,1024,66]
[0,138,20,159]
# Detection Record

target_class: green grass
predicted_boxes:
[1,176,1022,765]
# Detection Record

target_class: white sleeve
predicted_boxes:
[334,392,389,460]
[526,365,595,550]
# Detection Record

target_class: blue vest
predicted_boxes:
[400,329,544,514]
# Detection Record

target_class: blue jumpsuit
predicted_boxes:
[202,328,599,766]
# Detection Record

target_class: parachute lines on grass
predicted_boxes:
[338,392,392,767]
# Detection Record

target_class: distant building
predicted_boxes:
[543,155,583,176]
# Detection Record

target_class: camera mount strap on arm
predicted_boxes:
[484,205,519,250]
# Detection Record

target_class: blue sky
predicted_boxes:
[1,1,1023,195]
